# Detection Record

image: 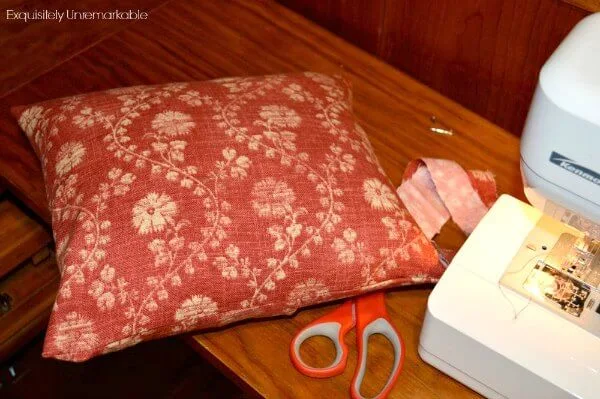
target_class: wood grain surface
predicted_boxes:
[0,197,51,278]
[4,335,247,399]
[563,0,600,11]
[0,256,59,360]
[0,0,525,397]
[0,99,52,222]
[0,0,168,97]
[279,0,588,136]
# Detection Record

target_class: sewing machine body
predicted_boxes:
[419,13,600,398]
[520,13,600,225]
[420,195,600,398]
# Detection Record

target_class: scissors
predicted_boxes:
[290,292,404,399]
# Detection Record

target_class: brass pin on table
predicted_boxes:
[430,116,454,136]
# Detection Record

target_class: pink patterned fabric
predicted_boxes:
[13,73,443,361]
[398,159,497,240]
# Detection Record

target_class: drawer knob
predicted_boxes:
[0,293,12,316]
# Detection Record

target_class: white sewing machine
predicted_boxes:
[419,13,600,399]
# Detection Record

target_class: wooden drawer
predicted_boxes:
[0,196,51,278]
[0,190,57,361]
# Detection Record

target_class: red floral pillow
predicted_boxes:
[13,72,442,361]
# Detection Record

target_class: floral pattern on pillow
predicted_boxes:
[14,72,442,361]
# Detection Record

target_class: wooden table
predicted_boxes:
[0,1,523,397]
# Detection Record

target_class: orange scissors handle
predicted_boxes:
[290,300,355,378]
[350,291,404,399]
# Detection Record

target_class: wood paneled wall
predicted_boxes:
[279,0,589,135]
[0,0,166,98]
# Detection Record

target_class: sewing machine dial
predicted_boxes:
[501,214,600,337]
